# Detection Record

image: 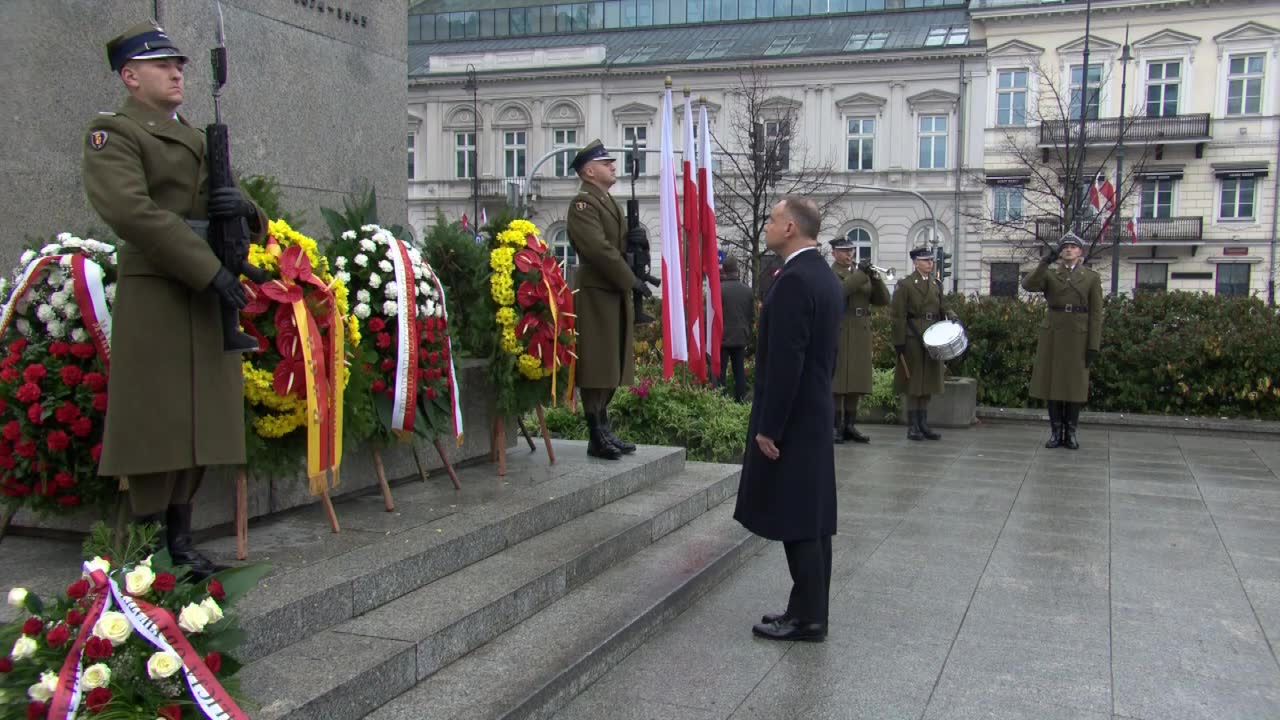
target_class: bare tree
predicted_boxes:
[970,61,1153,264]
[712,68,853,297]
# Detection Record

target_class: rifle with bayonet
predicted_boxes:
[625,137,660,324]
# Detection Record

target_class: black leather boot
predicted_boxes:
[844,397,869,443]
[1063,403,1080,450]
[1044,401,1063,449]
[906,410,924,441]
[833,408,845,444]
[165,505,227,580]
[600,407,635,454]
[918,407,941,440]
[586,411,622,460]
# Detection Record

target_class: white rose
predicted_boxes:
[353,254,369,268]
[178,603,210,634]
[384,282,398,297]
[35,304,54,322]
[125,564,156,595]
[7,587,28,607]
[105,283,116,302]
[418,304,428,317]
[62,302,80,321]
[40,244,59,255]
[81,663,111,690]
[354,303,371,319]
[46,320,65,338]
[426,300,437,318]
[146,651,183,679]
[359,239,376,253]
[92,611,132,646]
[19,250,35,265]
[200,597,224,624]
[341,230,357,241]
[39,670,58,696]
[27,681,52,704]
[356,289,371,303]
[368,273,382,289]
[85,556,111,575]
[334,255,347,269]
[418,282,432,297]
[361,224,377,232]
[15,319,30,336]
[71,328,88,343]
[56,232,72,243]
[382,301,399,317]
[378,260,393,273]
[49,290,68,308]
[336,271,351,284]
[408,249,423,264]
[63,238,84,249]
[11,635,37,660]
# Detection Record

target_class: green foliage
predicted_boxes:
[863,368,901,423]
[421,213,496,359]
[82,521,163,568]
[240,174,306,230]
[319,180,406,243]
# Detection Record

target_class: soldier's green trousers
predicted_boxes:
[125,467,204,517]
[580,388,616,414]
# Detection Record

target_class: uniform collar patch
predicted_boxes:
[88,130,109,151]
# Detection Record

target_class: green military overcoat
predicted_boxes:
[1022,260,1104,403]
[566,182,636,389]
[833,263,890,395]
[83,96,265,477]
[891,271,946,396]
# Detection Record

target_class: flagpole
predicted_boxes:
[1110,24,1132,296]
[1073,0,1093,236]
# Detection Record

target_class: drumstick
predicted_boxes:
[899,353,911,381]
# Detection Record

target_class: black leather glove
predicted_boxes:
[1041,246,1060,264]
[1086,349,1099,368]
[209,188,255,221]
[210,267,248,309]
[632,278,653,298]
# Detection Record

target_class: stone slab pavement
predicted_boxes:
[553,423,1280,720]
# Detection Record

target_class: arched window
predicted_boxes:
[912,224,947,248]
[844,227,874,264]
[551,227,577,266]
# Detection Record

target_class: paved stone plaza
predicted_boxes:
[554,423,1280,720]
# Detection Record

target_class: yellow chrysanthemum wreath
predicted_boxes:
[490,219,551,381]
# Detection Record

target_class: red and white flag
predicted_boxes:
[1089,173,1116,237]
[698,103,723,381]
[682,94,706,382]
[659,85,688,378]
[479,207,488,228]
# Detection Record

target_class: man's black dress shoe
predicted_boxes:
[752,618,827,642]
[761,611,787,624]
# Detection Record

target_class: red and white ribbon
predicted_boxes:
[430,272,465,444]
[0,253,112,367]
[387,238,420,434]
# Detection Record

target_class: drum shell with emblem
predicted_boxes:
[923,320,968,361]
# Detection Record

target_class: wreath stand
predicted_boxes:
[490,405,556,476]
[232,468,341,561]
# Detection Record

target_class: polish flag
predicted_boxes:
[1089,173,1116,238]
[682,93,706,382]
[659,86,688,378]
[698,103,724,381]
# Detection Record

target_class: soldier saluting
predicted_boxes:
[829,237,889,444]
[82,22,267,578]
[891,247,947,441]
[1022,233,1103,450]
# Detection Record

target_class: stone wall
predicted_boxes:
[0,0,408,257]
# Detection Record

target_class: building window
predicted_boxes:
[918,115,947,170]
[1070,63,1103,120]
[407,133,416,179]
[764,120,791,170]
[844,30,889,51]
[503,130,527,178]
[1227,54,1264,116]
[993,187,1024,223]
[990,262,1020,297]
[913,225,944,247]
[455,132,476,179]
[845,117,874,171]
[1216,263,1250,297]
[996,69,1028,126]
[1145,60,1180,117]
[843,227,873,265]
[553,128,578,177]
[1140,179,1175,219]
[623,125,648,175]
[1135,263,1168,294]
[551,227,577,266]
[1219,177,1257,221]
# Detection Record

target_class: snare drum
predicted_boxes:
[922,320,968,361]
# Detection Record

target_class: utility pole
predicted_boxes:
[463,64,479,233]
[1110,25,1132,296]
[1072,0,1094,235]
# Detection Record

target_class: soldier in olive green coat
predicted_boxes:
[565,140,646,460]
[1022,233,1103,450]
[892,248,947,441]
[830,237,889,444]
[82,22,266,577]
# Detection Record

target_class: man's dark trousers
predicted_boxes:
[720,345,747,402]
[784,534,832,623]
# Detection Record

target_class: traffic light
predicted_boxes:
[750,121,765,176]
[935,247,952,281]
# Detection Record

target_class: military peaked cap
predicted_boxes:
[829,236,855,250]
[909,247,934,260]
[107,21,187,73]
[1058,232,1085,249]
[570,139,614,172]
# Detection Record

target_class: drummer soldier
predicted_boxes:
[830,236,889,443]
[891,247,946,441]
[1022,232,1103,450]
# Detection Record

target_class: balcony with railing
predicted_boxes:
[1039,114,1212,147]
[1034,216,1204,245]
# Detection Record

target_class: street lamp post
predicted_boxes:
[1072,0,1093,236]
[462,64,479,234]
[1111,26,1132,296]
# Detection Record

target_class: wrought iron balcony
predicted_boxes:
[476,177,542,200]
[1034,216,1204,244]
[1039,114,1212,147]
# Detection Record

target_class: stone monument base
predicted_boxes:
[899,377,978,428]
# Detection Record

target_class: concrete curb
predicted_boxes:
[977,406,1280,437]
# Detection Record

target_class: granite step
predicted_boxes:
[232,443,686,663]
[364,501,764,720]
[241,462,743,720]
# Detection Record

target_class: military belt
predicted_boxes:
[850,307,870,317]
[908,312,938,321]
[1049,304,1087,313]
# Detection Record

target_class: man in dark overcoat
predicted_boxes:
[82,22,267,578]
[830,237,890,443]
[717,255,755,403]
[1022,232,1104,449]
[565,139,648,459]
[734,197,843,643]
[892,247,946,441]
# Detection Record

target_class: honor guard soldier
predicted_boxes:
[83,22,267,577]
[892,247,947,441]
[1022,232,1103,450]
[829,237,889,443]
[566,139,647,459]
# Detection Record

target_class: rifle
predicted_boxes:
[625,137,660,324]
[208,1,268,352]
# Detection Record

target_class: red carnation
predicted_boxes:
[153,572,177,593]
[68,578,90,599]
[85,687,112,713]
[3,421,21,442]
[375,332,392,349]
[368,317,386,332]
[9,338,28,355]
[15,440,36,458]
[0,367,18,383]
[48,341,69,357]
[60,365,83,388]
[22,617,43,635]
[54,472,75,490]
[92,393,108,413]
[66,609,85,627]
[91,443,103,462]
[205,651,223,674]
[55,401,80,424]
[371,379,387,393]
[26,701,47,720]
[71,417,93,438]
[0,397,7,413]
[158,705,183,720]
[71,343,96,360]
[47,431,70,453]
[26,403,43,425]
[15,382,40,404]
[46,624,70,648]
[56,495,81,507]
[83,372,107,392]
[426,387,438,401]
[208,578,226,601]
[39,481,58,498]
[0,657,11,673]
[22,364,47,384]
[1,355,16,369]
[84,636,113,661]
[0,455,16,470]
[380,358,396,372]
